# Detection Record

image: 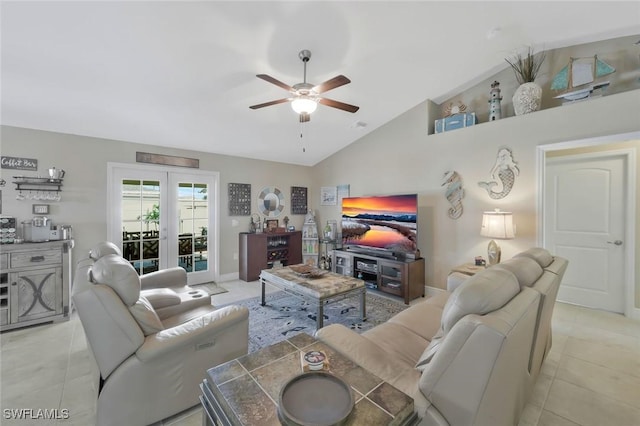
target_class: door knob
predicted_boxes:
[607,240,623,246]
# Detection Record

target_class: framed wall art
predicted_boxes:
[257,186,285,217]
[228,183,251,216]
[320,186,337,206]
[266,219,279,232]
[337,184,350,205]
[290,186,308,214]
[32,204,50,215]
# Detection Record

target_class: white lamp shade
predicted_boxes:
[480,211,515,239]
[291,97,318,114]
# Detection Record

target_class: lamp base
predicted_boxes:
[487,240,501,265]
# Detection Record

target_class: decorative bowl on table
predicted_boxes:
[303,350,326,371]
[278,371,354,426]
[289,264,328,278]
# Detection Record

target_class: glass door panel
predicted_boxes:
[109,164,217,284]
[121,179,161,275]
[176,182,209,274]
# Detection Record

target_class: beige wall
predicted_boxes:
[0,127,313,277]
[312,90,640,308]
[1,36,638,305]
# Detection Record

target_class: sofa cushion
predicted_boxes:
[91,254,141,306]
[363,322,429,367]
[141,288,181,309]
[515,247,553,268]
[493,257,543,288]
[441,268,519,333]
[129,296,164,336]
[388,298,445,342]
[415,268,519,369]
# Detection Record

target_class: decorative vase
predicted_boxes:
[512,82,542,115]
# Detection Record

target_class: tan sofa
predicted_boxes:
[316,248,568,426]
[72,242,250,426]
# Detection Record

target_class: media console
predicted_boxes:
[332,248,425,304]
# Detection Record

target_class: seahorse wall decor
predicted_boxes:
[441,170,464,219]
[478,147,519,199]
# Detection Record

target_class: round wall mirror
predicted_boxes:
[257,186,285,217]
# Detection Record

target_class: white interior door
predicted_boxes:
[108,164,218,285]
[544,153,627,313]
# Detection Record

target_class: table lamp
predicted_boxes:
[480,209,515,265]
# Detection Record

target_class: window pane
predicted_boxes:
[177,182,208,273]
[121,179,160,275]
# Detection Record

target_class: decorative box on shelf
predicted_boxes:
[435,112,476,133]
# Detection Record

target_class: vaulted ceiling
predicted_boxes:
[2,2,638,166]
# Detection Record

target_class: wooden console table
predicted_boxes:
[0,240,73,331]
[450,262,486,276]
[238,231,302,281]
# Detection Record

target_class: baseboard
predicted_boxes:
[425,285,448,298]
[217,272,239,283]
[631,307,640,321]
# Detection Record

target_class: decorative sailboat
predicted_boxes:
[551,55,615,103]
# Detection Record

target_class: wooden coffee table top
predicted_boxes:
[260,265,364,299]
[205,333,415,425]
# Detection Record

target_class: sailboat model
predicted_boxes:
[551,55,615,103]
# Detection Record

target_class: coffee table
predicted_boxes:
[200,333,417,426]
[260,266,366,330]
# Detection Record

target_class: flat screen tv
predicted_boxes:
[341,194,418,255]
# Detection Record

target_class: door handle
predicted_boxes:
[607,240,623,246]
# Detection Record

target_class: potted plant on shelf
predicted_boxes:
[505,47,546,115]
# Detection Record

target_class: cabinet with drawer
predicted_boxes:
[0,240,73,331]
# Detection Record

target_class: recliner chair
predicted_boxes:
[72,245,249,426]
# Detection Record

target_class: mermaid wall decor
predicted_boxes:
[478,147,519,199]
[441,170,464,219]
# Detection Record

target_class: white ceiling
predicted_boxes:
[2,1,638,166]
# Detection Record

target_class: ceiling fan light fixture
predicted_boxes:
[291,96,318,114]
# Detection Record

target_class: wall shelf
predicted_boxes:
[12,177,63,200]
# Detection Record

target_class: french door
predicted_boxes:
[107,163,219,285]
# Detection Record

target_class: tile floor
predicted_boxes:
[1,280,639,426]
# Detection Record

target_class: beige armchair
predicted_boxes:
[72,248,249,426]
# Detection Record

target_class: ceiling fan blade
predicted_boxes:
[318,97,360,113]
[249,98,291,110]
[256,74,293,92]
[313,75,351,94]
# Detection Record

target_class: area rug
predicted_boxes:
[231,291,409,352]
[190,282,228,296]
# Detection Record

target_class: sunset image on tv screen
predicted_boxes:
[341,194,417,253]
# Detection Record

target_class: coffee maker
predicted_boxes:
[22,216,52,242]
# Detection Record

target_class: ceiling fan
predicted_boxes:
[250,49,359,122]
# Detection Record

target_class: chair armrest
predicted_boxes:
[139,267,187,290]
[136,305,249,362]
[446,272,469,292]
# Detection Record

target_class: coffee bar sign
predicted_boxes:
[1,156,38,171]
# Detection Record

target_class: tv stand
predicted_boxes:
[332,249,425,304]
[345,246,397,260]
